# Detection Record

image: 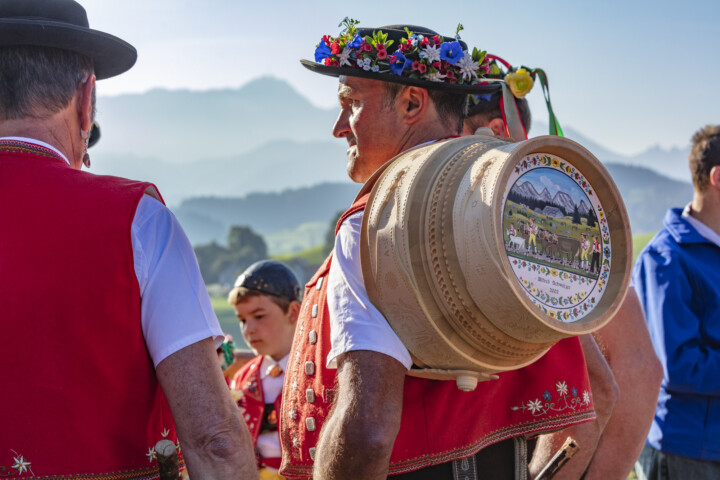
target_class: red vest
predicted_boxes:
[280,194,595,478]
[0,141,177,478]
[232,356,283,470]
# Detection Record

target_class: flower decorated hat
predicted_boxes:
[302,19,501,94]
[468,54,564,140]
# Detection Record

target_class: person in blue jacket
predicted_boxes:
[634,124,720,479]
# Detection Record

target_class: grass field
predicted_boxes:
[210,296,247,349]
[633,232,656,262]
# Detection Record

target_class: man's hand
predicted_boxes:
[313,350,406,480]
[156,338,258,480]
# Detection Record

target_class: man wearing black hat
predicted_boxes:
[279,21,605,480]
[0,1,255,478]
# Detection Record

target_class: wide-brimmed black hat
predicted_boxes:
[0,0,136,79]
[301,23,500,94]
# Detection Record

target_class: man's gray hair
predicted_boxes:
[0,46,93,120]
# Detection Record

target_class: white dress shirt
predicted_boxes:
[8,137,224,366]
[326,210,413,370]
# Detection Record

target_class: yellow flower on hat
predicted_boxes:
[506,68,534,98]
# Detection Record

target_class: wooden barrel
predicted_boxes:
[360,133,632,374]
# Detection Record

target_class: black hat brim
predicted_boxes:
[0,19,136,79]
[300,59,501,94]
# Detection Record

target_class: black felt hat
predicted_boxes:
[301,23,500,94]
[233,260,301,303]
[0,0,136,79]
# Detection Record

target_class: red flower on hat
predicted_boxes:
[361,42,373,52]
[330,41,341,55]
[421,36,430,46]
[432,61,441,69]
[322,35,332,46]
[377,49,387,60]
[412,61,420,71]
[324,57,339,67]
[418,63,427,74]
[432,35,442,46]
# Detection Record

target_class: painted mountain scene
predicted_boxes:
[502,155,612,323]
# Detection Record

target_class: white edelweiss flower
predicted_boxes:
[583,390,591,405]
[146,447,156,463]
[527,398,543,414]
[426,71,446,82]
[455,53,480,81]
[556,381,568,396]
[339,47,352,67]
[419,44,441,63]
[12,455,31,473]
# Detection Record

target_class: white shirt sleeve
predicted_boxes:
[326,211,413,370]
[132,195,224,366]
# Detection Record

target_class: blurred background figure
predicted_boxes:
[634,125,720,480]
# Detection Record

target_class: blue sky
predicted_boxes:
[83,0,719,156]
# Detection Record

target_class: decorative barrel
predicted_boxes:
[360,133,632,374]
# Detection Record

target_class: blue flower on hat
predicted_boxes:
[315,39,332,63]
[347,33,363,49]
[390,51,411,75]
[440,41,463,65]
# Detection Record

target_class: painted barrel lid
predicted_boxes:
[360,133,632,373]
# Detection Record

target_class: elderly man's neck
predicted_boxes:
[0,108,81,166]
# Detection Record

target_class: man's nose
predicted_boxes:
[332,109,349,138]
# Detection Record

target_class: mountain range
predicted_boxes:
[87,76,693,250]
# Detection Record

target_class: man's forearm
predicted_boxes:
[529,335,619,479]
[584,288,662,479]
[156,338,258,479]
[313,350,405,480]
[314,404,394,480]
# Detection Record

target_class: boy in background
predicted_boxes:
[228,260,301,480]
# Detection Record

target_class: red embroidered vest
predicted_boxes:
[232,355,283,470]
[279,192,595,478]
[0,142,177,479]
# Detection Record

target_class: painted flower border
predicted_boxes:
[503,153,613,322]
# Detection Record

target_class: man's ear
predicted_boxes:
[288,300,301,325]
[487,117,509,138]
[399,86,430,125]
[78,74,96,135]
[709,166,720,190]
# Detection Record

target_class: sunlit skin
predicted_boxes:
[332,75,456,183]
[235,295,299,361]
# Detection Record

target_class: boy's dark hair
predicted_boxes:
[464,92,531,135]
[228,260,301,313]
[384,83,468,134]
[227,287,293,313]
[689,125,720,191]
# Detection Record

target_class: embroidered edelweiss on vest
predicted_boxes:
[511,380,591,416]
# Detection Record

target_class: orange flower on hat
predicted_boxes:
[506,68,534,98]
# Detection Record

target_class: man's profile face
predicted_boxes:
[332,76,404,183]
